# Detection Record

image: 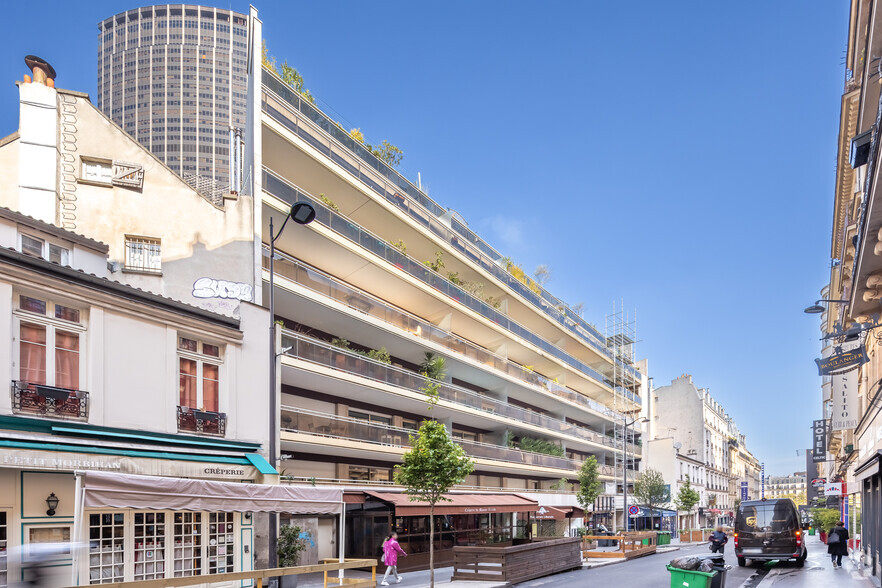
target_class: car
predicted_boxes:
[733,498,806,568]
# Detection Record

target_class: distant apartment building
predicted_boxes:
[650,375,760,526]
[97,4,252,201]
[764,472,806,500]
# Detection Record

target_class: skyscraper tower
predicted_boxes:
[97,5,251,201]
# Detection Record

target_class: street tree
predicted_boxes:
[674,475,701,528]
[633,468,668,529]
[576,456,603,513]
[394,420,474,588]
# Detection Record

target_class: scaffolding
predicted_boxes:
[606,301,638,530]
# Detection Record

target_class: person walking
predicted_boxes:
[709,526,729,554]
[827,520,849,569]
[380,532,407,585]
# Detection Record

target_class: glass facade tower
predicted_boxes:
[97,5,250,201]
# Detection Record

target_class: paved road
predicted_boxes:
[513,535,876,588]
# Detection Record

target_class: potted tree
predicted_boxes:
[278,524,309,588]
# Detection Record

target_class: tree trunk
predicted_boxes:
[429,504,435,588]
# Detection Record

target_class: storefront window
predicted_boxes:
[134,512,166,580]
[89,513,125,584]
[173,512,202,577]
[207,513,235,574]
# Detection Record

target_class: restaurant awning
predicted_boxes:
[535,505,585,520]
[81,471,343,514]
[362,491,537,516]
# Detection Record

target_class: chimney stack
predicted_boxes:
[23,55,57,87]
[18,55,59,224]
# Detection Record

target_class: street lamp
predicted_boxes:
[268,201,315,572]
[622,416,648,533]
[803,299,848,314]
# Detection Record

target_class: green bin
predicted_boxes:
[809,528,816,536]
[658,532,671,545]
[666,565,717,588]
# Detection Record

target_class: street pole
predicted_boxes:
[266,202,314,577]
[623,417,629,533]
[268,214,279,573]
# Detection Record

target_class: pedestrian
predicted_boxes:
[380,532,407,586]
[709,525,728,554]
[827,520,849,569]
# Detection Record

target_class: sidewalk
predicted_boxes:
[299,566,507,588]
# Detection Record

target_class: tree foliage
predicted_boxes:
[533,265,551,286]
[576,456,603,512]
[395,420,474,587]
[810,508,840,531]
[633,468,668,525]
[419,352,446,407]
[277,524,308,567]
[674,475,701,515]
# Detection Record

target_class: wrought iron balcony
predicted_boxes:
[177,406,227,436]
[11,381,88,420]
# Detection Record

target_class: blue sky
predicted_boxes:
[0,2,847,476]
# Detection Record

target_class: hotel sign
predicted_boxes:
[815,344,868,375]
[812,419,828,463]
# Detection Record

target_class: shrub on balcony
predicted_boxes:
[509,435,565,457]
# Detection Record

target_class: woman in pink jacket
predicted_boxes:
[381,532,407,585]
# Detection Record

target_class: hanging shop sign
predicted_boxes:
[813,420,828,463]
[832,368,859,431]
[740,481,748,501]
[815,344,868,376]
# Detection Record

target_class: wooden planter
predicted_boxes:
[451,537,581,584]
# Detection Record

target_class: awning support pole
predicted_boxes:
[338,505,346,580]
[72,471,85,586]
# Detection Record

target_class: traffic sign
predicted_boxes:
[628,505,640,516]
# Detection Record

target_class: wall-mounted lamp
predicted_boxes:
[46,492,59,516]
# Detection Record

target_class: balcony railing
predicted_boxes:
[261,75,642,385]
[281,408,617,476]
[280,476,576,494]
[280,331,640,456]
[11,381,88,420]
[265,249,626,421]
[262,169,641,405]
[176,406,227,436]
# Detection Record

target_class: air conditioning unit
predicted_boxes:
[688,449,697,455]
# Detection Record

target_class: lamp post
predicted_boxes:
[622,416,648,532]
[268,202,315,573]
[803,299,848,314]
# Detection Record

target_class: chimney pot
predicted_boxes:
[24,55,56,85]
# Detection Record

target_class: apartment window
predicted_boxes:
[348,410,391,425]
[125,236,162,274]
[452,429,478,442]
[16,295,83,389]
[178,337,222,412]
[349,465,392,482]
[19,234,70,265]
[401,419,419,431]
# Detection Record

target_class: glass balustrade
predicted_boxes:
[261,74,642,385]
[264,248,629,421]
[280,331,640,456]
[279,408,619,475]
[262,169,642,405]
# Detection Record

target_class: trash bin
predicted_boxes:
[598,531,617,547]
[666,565,717,588]
[658,532,672,545]
[809,528,816,536]
[702,555,729,588]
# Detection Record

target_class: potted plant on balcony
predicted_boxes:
[278,524,309,588]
